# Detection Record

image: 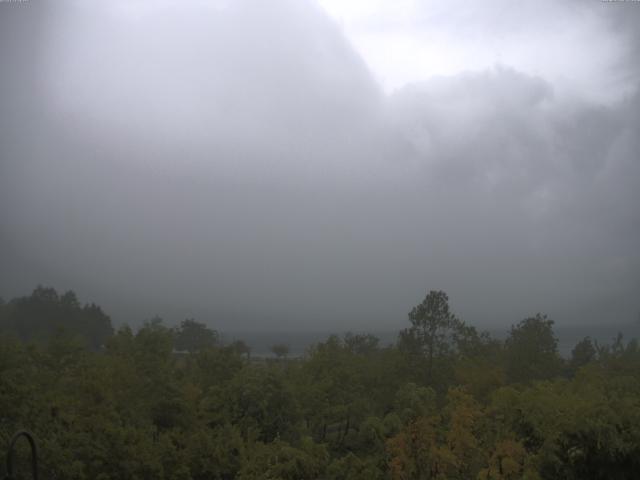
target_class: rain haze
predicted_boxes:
[1,0,639,334]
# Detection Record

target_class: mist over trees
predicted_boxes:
[2,1,639,479]
[0,286,113,349]
[1,286,640,479]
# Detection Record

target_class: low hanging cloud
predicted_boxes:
[1,0,638,330]
[387,68,640,324]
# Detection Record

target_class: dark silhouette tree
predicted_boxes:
[230,339,251,360]
[173,318,219,352]
[400,290,461,382]
[271,343,290,360]
[0,286,113,349]
[505,313,561,383]
[570,336,597,373]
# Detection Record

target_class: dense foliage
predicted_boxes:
[1,288,639,479]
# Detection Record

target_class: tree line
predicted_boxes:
[1,287,639,479]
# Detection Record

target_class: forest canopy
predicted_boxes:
[1,287,639,479]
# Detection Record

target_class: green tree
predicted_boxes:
[400,290,462,384]
[238,438,328,480]
[505,314,561,383]
[344,332,380,355]
[394,383,436,423]
[226,366,300,443]
[173,318,218,352]
[569,336,597,373]
[0,286,113,349]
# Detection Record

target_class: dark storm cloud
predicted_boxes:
[1,0,638,330]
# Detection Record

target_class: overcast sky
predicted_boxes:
[1,0,639,331]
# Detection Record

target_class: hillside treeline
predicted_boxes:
[1,287,639,479]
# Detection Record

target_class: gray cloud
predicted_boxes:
[1,0,638,331]
[387,67,640,324]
